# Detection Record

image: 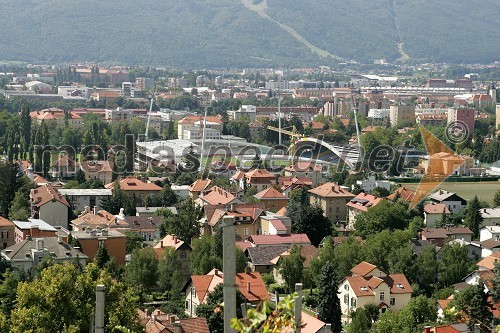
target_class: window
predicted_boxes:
[351,297,356,308]
[180,251,186,259]
[185,301,189,309]
[380,292,385,301]
[344,284,349,291]
[390,297,395,306]
[244,228,248,236]
[336,206,339,212]
[344,294,348,305]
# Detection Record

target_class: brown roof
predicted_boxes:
[480,239,500,250]
[420,227,473,240]
[105,178,162,191]
[52,155,78,168]
[30,184,70,208]
[477,253,500,270]
[189,179,212,193]
[274,245,318,268]
[343,272,412,297]
[387,187,415,202]
[204,203,265,227]
[346,193,383,212]
[308,182,355,198]
[125,216,162,231]
[254,187,287,200]
[245,169,276,180]
[72,209,128,228]
[0,216,14,227]
[424,203,450,214]
[350,261,378,276]
[200,186,237,206]
[178,115,222,125]
[275,207,287,216]
[81,160,113,173]
[247,234,311,246]
[231,170,245,180]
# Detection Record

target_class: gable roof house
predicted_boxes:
[154,235,192,275]
[419,227,473,247]
[245,245,290,274]
[196,186,241,207]
[1,237,88,274]
[423,203,451,228]
[51,154,79,179]
[71,206,129,232]
[429,190,467,214]
[346,193,383,228]
[183,269,269,317]
[284,162,325,186]
[105,177,162,206]
[253,187,288,212]
[189,179,212,200]
[124,215,162,242]
[271,245,318,285]
[308,182,355,223]
[201,203,266,239]
[338,261,413,324]
[80,160,114,184]
[30,184,70,229]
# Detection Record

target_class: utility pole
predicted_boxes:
[95,284,105,333]
[294,283,303,333]
[278,89,282,146]
[222,216,236,333]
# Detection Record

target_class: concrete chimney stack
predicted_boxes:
[295,283,303,333]
[95,284,105,333]
[222,215,236,333]
[247,282,251,293]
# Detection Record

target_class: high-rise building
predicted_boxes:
[447,108,475,138]
[389,105,416,127]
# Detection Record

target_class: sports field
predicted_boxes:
[402,181,499,206]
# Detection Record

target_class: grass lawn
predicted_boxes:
[402,181,499,206]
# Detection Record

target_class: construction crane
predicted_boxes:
[267,125,304,141]
[144,85,157,139]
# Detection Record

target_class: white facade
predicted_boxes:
[480,208,500,227]
[57,86,92,100]
[183,127,221,140]
[367,108,390,119]
[354,176,391,192]
[227,105,257,121]
[480,226,500,242]
[58,189,112,212]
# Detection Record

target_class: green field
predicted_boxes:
[402,181,500,206]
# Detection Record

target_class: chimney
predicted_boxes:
[93,206,97,215]
[145,309,150,318]
[169,315,177,324]
[173,320,182,333]
[174,237,178,244]
[95,285,105,333]
[214,269,219,276]
[423,326,431,333]
[325,323,332,332]
[35,238,44,251]
[161,240,164,248]
[57,234,62,244]
[247,282,251,293]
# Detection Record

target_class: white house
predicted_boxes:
[480,225,500,242]
[354,176,391,193]
[338,261,412,325]
[428,190,467,213]
[423,203,451,228]
[480,208,500,227]
[58,188,112,212]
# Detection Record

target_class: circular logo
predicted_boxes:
[445,121,469,144]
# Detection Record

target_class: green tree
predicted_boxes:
[0,162,25,217]
[124,247,158,294]
[158,199,200,244]
[74,168,86,184]
[159,184,177,207]
[413,246,438,296]
[190,235,222,275]
[291,205,331,247]
[286,187,310,223]
[157,247,183,293]
[453,284,493,333]
[197,284,246,333]
[463,195,483,239]
[491,262,500,304]
[235,247,248,273]
[0,269,21,319]
[125,231,143,254]
[279,245,304,293]
[348,307,371,333]
[494,189,500,207]
[94,244,111,269]
[8,190,30,221]
[19,104,31,159]
[438,242,474,288]
[354,200,409,238]
[334,236,364,278]
[317,261,342,332]
[396,295,437,332]
[9,263,142,333]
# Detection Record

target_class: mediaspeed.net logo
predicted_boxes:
[409,121,470,210]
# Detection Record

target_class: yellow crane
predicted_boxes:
[266,125,304,141]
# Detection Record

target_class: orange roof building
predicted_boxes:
[308,183,355,222]
[71,207,128,231]
[254,187,288,212]
[30,184,70,228]
[105,178,162,205]
[339,261,413,323]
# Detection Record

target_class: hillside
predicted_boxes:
[0,0,498,67]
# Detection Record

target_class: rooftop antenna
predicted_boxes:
[144,85,157,140]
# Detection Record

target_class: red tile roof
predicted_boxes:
[71,209,127,228]
[424,203,450,214]
[200,186,237,206]
[387,187,415,202]
[189,179,212,193]
[247,234,311,246]
[245,168,276,180]
[105,178,162,191]
[346,193,382,212]
[0,217,14,227]
[350,261,378,276]
[30,184,70,208]
[284,162,321,173]
[308,182,355,198]
[254,187,287,200]
[178,115,222,125]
